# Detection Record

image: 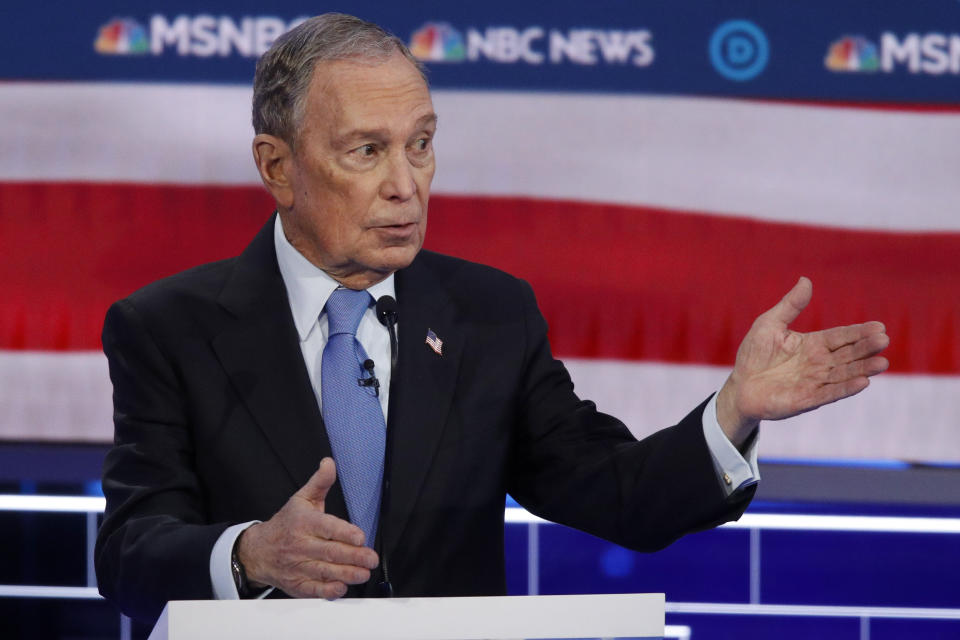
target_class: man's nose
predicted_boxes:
[380,150,417,202]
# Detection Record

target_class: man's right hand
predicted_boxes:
[236,457,379,599]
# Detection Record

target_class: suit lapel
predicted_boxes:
[210,216,349,518]
[384,254,463,559]
[209,223,461,550]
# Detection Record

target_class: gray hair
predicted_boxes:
[252,13,426,149]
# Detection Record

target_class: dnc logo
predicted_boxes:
[410,23,466,62]
[95,18,149,55]
[825,36,879,72]
[709,19,769,81]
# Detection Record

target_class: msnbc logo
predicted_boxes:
[95,18,149,55]
[94,15,305,58]
[825,36,879,72]
[826,33,960,75]
[410,23,466,62]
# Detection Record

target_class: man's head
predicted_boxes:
[252,14,436,289]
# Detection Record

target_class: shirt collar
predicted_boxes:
[274,215,397,342]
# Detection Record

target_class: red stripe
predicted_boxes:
[0,182,274,350]
[741,97,960,113]
[1,181,958,374]
[425,196,960,375]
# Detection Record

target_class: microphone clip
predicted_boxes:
[358,359,380,397]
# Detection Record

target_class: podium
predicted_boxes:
[148,593,665,639]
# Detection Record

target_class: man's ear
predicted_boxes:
[252,134,295,209]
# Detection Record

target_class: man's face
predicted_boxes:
[278,52,436,287]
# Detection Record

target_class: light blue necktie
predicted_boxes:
[321,288,386,548]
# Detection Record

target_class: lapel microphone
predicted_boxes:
[374,295,399,597]
[358,359,380,396]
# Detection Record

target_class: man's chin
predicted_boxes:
[374,244,421,274]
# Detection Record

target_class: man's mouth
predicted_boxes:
[373,221,419,240]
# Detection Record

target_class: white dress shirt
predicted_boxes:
[210,215,760,599]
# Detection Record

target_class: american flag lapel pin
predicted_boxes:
[425,328,443,356]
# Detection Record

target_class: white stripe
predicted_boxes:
[562,358,960,464]
[0,350,112,442]
[728,513,960,534]
[1,350,958,464]
[2,584,958,623]
[749,528,760,604]
[2,83,958,231]
[504,508,960,534]
[0,585,102,599]
[505,509,547,524]
[665,601,960,620]
[0,82,259,186]
[4,493,959,535]
[2,582,958,623]
[433,91,960,232]
[664,625,692,640]
[0,495,105,512]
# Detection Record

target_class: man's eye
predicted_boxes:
[351,144,377,159]
[413,137,431,152]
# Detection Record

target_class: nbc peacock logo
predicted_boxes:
[409,22,465,62]
[824,36,879,72]
[94,18,149,55]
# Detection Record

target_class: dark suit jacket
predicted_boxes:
[95,215,754,623]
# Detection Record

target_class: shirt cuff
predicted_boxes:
[702,392,761,496]
[210,521,274,600]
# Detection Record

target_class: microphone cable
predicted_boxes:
[374,295,399,596]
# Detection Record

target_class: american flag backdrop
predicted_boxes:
[1,2,958,464]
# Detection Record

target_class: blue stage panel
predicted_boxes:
[870,618,960,639]
[504,522,529,595]
[0,511,87,586]
[665,612,859,639]
[761,529,960,608]
[0,597,121,640]
[537,524,750,602]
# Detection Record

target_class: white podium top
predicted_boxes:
[149,593,665,640]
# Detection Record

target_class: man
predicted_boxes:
[95,14,889,624]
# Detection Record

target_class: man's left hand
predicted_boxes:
[716,277,890,447]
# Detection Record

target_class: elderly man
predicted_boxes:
[95,13,889,623]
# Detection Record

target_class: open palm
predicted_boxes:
[717,277,890,446]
